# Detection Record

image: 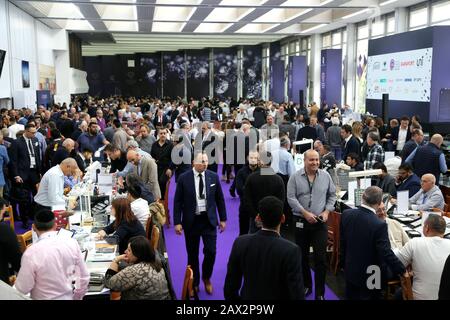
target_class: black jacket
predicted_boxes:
[439,254,450,300]
[103,219,146,254]
[0,223,22,284]
[244,168,285,219]
[224,230,304,300]
[341,207,406,288]
[10,136,42,179]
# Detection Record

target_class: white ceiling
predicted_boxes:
[10,0,425,55]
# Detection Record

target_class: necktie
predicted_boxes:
[422,194,427,204]
[28,139,35,156]
[198,173,204,199]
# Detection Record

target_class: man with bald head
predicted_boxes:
[287,149,336,300]
[34,158,79,212]
[406,134,448,184]
[52,138,75,166]
[127,149,161,200]
[409,173,445,211]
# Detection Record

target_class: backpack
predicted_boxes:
[149,201,166,226]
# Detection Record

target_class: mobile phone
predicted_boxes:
[315,216,324,223]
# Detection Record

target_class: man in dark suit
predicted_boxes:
[391,116,411,155]
[341,124,361,161]
[174,152,227,295]
[10,123,42,227]
[152,108,168,128]
[196,122,219,173]
[224,196,304,300]
[394,163,421,198]
[341,186,406,300]
[400,129,425,164]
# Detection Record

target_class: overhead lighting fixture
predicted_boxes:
[380,0,398,6]
[320,0,334,5]
[341,8,370,20]
[300,23,327,34]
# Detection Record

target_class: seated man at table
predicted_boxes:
[409,174,444,211]
[395,163,421,198]
[15,210,90,300]
[346,153,364,171]
[396,214,450,300]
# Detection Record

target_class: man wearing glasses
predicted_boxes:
[287,149,336,300]
[10,123,42,228]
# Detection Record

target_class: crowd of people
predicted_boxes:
[0,95,449,300]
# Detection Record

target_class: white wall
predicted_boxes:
[0,0,11,99]
[0,0,72,108]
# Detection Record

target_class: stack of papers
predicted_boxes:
[86,242,117,262]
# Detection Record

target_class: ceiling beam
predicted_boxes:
[223,0,286,33]
[266,0,351,33]
[182,0,222,33]
[76,3,108,31]
[136,0,155,32]
[12,0,373,9]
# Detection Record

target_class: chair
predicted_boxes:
[145,215,153,240]
[3,205,14,231]
[163,179,171,227]
[326,211,341,275]
[110,291,121,300]
[17,230,33,253]
[151,225,160,252]
[181,265,197,300]
[400,274,414,300]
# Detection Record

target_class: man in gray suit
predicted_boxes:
[127,150,161,200]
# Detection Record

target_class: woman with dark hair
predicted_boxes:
[97,198,146,254]
[104,236,171,300]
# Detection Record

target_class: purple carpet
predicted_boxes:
[164,172,339,300]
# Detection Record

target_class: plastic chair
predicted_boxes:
[181,265,197,300]
[17,230,33,253]
[3,205,14,231]
[401,274,414,300]
[326,211,341,275]
[110,291,121,300]
[163,179,171,227]
[151,225,160,252]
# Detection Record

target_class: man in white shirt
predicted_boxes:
[394,116,410,153]
[396,214,450,300]
[8,115,24,139]
[127,184,150,228]
[15,210,89,300]
[34,158,79,211]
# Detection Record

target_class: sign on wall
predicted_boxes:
[366,47,433,102]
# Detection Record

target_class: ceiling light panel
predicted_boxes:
[194,23,233,33]
[95,5,137,20]
[29,2,84,19]
[154,0,200,22]
[104,21,139,32]
[53,19,94,31]
[235,23,279,33]
[152,22,186,32]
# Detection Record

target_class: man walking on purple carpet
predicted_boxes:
[174,152,227,296]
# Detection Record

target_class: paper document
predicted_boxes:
[348,181,357,204]
[397,190,409,214]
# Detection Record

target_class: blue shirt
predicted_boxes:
[0,145,9,186]
[77,132,106,153]
[277,148,296,176]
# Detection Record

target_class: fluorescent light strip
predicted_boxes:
[341,8,370,20]
[300,23,327,34]
[380,0,398,6]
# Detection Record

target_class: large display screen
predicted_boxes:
[366,47,433,102]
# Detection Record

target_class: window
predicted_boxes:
[387,15,395,34]
[432,0,450,25]
[332,32,341,47]
[322,34,331,48]
[371,18,385,38]
[357,24,369,40]
[409,4,428,30]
